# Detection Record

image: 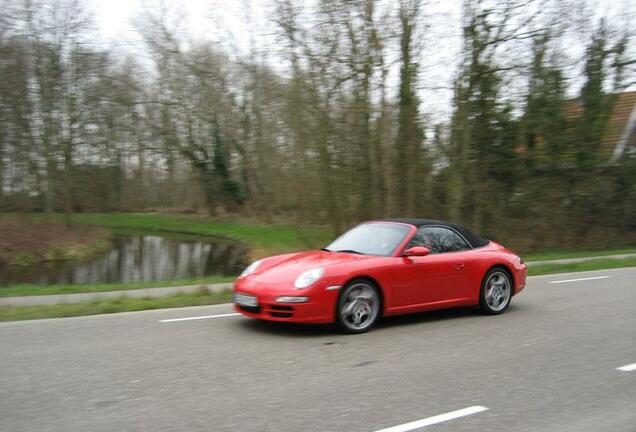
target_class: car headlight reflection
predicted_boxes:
[294,267,324,289]
[239,259,262,278]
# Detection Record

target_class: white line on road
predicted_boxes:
[159,313,240,323]
[616,363,636,372]
[372,406,489,432]
[549,276,610,284]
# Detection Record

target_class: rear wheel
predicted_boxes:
[479,268,512,315]
[336,279,381,334]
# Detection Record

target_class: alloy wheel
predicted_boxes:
[484,271,511,312]
[339,282,380,332]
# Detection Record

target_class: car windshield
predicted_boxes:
[325,223,412,257]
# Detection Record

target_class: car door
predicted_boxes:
[391,226,472,308]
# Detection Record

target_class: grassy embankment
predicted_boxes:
[27,212,331,258]
[0,216,112,267]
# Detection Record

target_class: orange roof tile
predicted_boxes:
[604,91,636,149]
[563,90,636,151]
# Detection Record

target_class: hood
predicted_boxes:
[251,250,372,284]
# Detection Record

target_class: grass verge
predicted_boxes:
[524,246,636,262]
[527,257,636,276]
[0,276,236,298]
[0,290,232,322]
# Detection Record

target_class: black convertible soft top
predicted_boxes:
[378,218,489,249]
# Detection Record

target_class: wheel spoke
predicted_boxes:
[486,287,494,304]
[346,289,360,302]
[357,291,374,301]
[342,300,358,316]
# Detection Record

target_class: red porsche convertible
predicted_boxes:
[233,219,527,333]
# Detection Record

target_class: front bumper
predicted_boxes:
[233,278,338,324]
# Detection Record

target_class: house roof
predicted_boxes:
[605,91,636,152]
[564,90,636,158]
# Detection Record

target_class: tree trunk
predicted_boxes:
[63,139,74,227]
[395,2,422,216]
[44,142,55,213]
[0,125,4,205]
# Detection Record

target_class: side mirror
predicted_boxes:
[402,246,430,257]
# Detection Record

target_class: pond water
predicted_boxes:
[0,235,248,286]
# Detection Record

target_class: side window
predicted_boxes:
[408,226,470,254]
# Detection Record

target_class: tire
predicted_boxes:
[336,279,381,334]
[479,267,512,315]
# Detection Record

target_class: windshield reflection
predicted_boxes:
[325,223,411,257]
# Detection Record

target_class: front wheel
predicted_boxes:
[336,279,381,334]
[479,268,512,315]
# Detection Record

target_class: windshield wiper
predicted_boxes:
[320,248,332,252]
[335,249,363,255]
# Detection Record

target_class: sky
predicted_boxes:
[93,0,466,122]
[97,0,207,40]
[96,0,261,51]
[92,0,635,123]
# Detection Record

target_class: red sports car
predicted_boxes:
[233,219,527,333]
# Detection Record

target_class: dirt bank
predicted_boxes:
[0,217,111,266]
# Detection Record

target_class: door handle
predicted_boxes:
[454,263,465,270]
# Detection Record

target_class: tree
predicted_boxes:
[136,6,246,214]
[394,0,424,217]
[447,0,545,233]
[5,0,97,223]
[520,32,568,171]
[578,20,613,169]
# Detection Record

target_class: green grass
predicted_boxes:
[0,290,233,322]
[525,246,636,262]
[0,276,235,298]
[528,257,636,275]
[20,213,331,256]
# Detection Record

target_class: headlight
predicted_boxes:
[239,259,262,278]
[294,267,324,289]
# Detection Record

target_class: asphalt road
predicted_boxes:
[1,268,635,432]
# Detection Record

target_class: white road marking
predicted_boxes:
[549,276,610,284]
[372,406,489,432]
[616,363,636,372]
[159,313,240,323]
